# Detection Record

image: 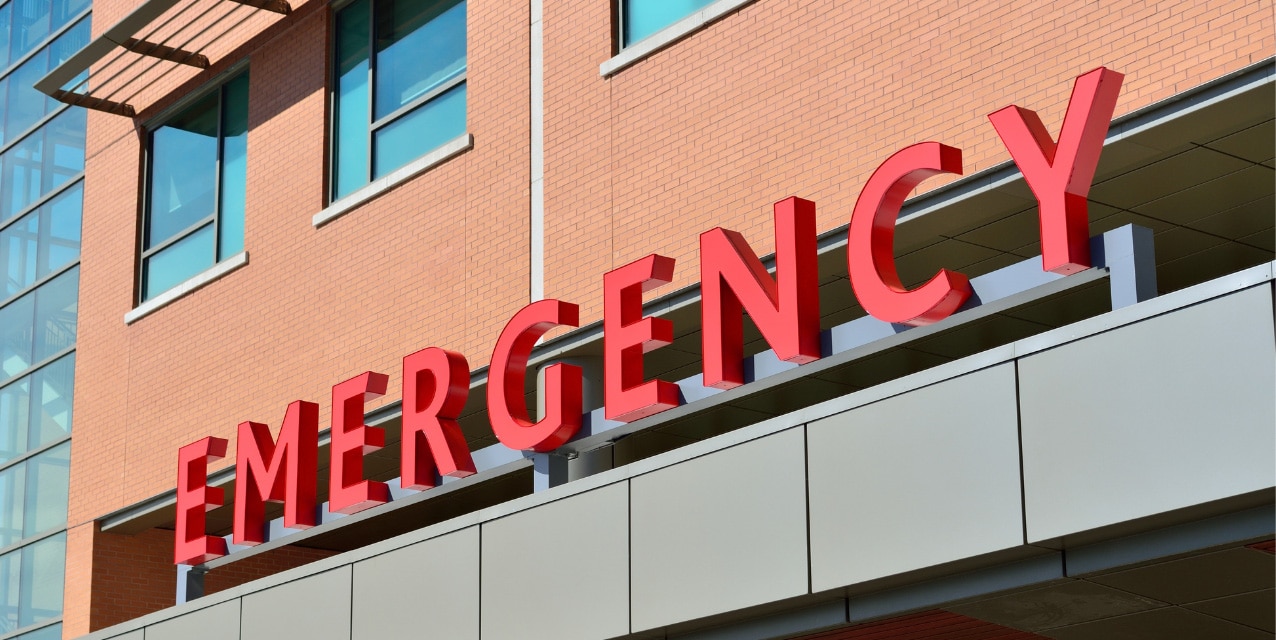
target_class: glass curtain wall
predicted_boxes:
[0,0,88,637]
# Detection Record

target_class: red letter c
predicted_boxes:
[848,142,971,326]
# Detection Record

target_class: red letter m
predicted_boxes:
[233,400,319,545]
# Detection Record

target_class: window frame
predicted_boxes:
[327,0,467,204]
[601,0,759,77]
[137,65,248,305]
[616,0,715,50]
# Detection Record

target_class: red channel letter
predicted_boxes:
[329,372,391,514]
[848,142,972,326]
[402,347,476,488]
[174,436,228,565]
[488,300,583,452]
[701,196,821,389]
[604,255,680,422]
[232,401,319,546]
[988,67,1124,274]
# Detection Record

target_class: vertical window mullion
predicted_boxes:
[139,133,153,303]
[365,0,375,185]
[212,85,223,264]
[34,205,49,289]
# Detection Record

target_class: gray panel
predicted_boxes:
[352,527,479,640]
[630,428,808,631]
[480,483,629,640]
[105,632,145,640]
[1185,588,1275,633]
[808,363,1025,592]
[1020,285,1276,542]
[947,580,1165,631]
[147,600,241,640]
[1041,605,1272,640]
[1086,548,1275,605]
[241,567,352,640]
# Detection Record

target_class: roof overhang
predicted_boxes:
[34,0,290,117]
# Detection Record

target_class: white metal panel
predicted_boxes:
[351,527,479,640]
[630,428,809,631]
[480,482,629,640]
[240,568,352,640]
[146,600,240,640]
[1020,284,1276,542]
[807,363,1025,592]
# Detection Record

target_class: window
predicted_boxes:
[332,0,466,200]
[0,354,73,465]
[0,15,90,148]
[0,267,76,381]
[1,182,82,300]
[0,107,85,224]
[0,532,66,633]
[0,0,90,72]
[140,71,248,302]
[621,0,714,47]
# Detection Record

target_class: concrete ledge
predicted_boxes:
[312,133,473,228]
[600,0,758,77]
[124,252,248,325]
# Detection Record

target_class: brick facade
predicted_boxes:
[63,0,1273,635]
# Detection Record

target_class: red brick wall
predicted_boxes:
[63,0,1273,635]
[82,528,174,631]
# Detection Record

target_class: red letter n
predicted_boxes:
[701,196,820,389]
[233,401,319,546]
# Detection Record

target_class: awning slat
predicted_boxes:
[224,0,289,15]
[49,90,137,117]
[121,37,210,68]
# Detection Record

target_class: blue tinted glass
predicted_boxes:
[14,624,62,640]
[43,181,81,275]
[10,0,52,63]
[0,545,17,627]
[372,81,463,178]
[143,223,213,300]
[4,49,50,143]
[48,16,90,91]
[0,4,11,72]
[623,0,714,45]
[0,16,90,147]
[0,182,81,300]
[0,462,24,547]
[47,107,86,188]
[373,0,465,120]
[0,109,85,224]
[148,91,218,248]
[218,73,248,259]
[0,376,32,463]
[23,442,69,538]
[1,208,40,299]
[0,292,35,380]
[28,353,71,449]
[20,532,65,627]
[31,266,76,363]
[0,77,9,147]
[0,119,44,224]
[334,0,370,199]
[53,0,90,30]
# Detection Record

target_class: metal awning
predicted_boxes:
[34,0,290,117]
